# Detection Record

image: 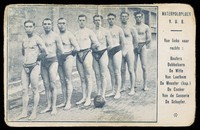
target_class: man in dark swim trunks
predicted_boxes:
[106,13,126,99]
[56,18,80,110]
[74,14,100,106]
[40,18,64,115]
[92,15,113,100]
[17,20,47,120]
[133,11,151,91]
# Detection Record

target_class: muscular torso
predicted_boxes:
[22,35,41,64]
[134,23,147,43]
[60,31,74,52]
[41,31,58,58]
[121,26,134,52]
[108,25,122,47]
[75,28,93,50]
[94,27,108,50]
[121,26,133,46]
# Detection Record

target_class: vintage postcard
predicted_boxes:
[4,4,196,126]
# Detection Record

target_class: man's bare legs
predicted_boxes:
[40,62,58,115]
[76,57,87,105]
[140,46,148,91]
[93,51,108,99]
[134,46,148,90]
[121,51,136,94]
[29,65,40,119]
[93,59,101,96]
[40,67,51,113]
[57,66,66,108]
[98,51,109,99]
[121,56,127,92]
[63,58,74,110]
[76,52,93,106]
[58,55,74,110]
[134,50,139,87]
[107,58,115,96]
[17,69,30,119]
[82,52,93,106]
[17,65,40,120]
[126,51,136,95]
[107,51,122,99]
[113,51,122,99]
[48,62,58,114]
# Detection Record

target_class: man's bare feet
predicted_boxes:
[16,112,28,120]
[51,107,57,115]
[63,103,71,110]
[128,89,135,96]
[120,87,126,92]
[143,87,149,91]
[76,98,86,105]
[84,99,91,106]
[29,112,37,120]
[114,92,121,99]
[102,95,106,101]
[105,91,115,97]
[56,103,65,108]
[40,107,51,114]
[143,85,149,91]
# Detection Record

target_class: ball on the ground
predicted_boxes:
[94,95,105,108]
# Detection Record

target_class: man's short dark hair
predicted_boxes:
[57,17,66,22]
[42,18,52,24]
[107,13,116,18]
[78,14,87,20]
[134,11,144,17]
[120,12,129,17]
[24,20,35,26]
[93,14,103,21]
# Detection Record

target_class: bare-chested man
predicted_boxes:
[40,18,64,115]
[106,13,125,99]
[120,12,138,95]
[17,20,47,120]
[74,14,100,106]
[92,15,113,99]
[56,18,80,110]
[133,11,151,91]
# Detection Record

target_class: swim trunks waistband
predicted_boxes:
[92,48,107,61]
[23,62,39,74]
[77,48,91,63]
[79,48,91,52]
[23,62,38,67]
[108,45,121,58]
[58,51,76,66]
[138,42,146,44]
[45,56,57,61]
[41,56,57,69]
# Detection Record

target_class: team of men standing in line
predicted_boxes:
[17,10,151,120]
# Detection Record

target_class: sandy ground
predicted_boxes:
[6,42,157,124]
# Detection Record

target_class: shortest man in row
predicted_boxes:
[56,18,80,110]
[17,20,48,120]
[40,18,64,115]
[74,15,100,106]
